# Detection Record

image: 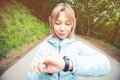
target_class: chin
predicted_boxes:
[59,36,68,39]
[57,34,68,39]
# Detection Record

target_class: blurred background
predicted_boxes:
[0,0,120,77]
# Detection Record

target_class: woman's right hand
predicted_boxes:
[30,55,65,74]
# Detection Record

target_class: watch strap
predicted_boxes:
[63,56,70,72]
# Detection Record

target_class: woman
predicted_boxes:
[27,3,110,80]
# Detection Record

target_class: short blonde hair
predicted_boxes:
[49,3,76,38]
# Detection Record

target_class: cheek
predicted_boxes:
[67,26,72,31]
[53,25,59,33]
[53,25,58,30]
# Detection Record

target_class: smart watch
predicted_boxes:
[63,56,70,72]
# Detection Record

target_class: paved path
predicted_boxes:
[0,36,120,80]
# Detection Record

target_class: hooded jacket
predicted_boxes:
[27,36,110,80]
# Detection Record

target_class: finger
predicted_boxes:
[39,64,46,72]
[38,59,46,72]
[42,68,48,73]
[35,62,40,74]
[30,64,35,72]
[38,63,43,72]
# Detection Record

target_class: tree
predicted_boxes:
[16,0,120,48]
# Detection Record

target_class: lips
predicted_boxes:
[59,32,67,35]
[59,32,66,35]
[57,32,68,38]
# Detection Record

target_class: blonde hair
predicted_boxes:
[49,3,76,38]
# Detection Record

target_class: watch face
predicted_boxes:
[63,56,69,60]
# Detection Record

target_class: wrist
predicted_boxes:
[69,59,73,71]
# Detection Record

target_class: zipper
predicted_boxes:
[58,40,61,53]
[58,39,62,80]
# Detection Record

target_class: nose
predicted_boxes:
[60,24,65,31]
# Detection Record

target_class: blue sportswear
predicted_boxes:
[27,36,110,80]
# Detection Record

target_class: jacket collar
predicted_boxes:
[47,36,75,47]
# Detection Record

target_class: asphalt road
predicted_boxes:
[0,36,120,80]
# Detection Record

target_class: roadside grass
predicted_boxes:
[83,36,120,62]
[84,36,120,57]
[94,39,120,57]
[0,1,50,75]
[0,2,50,59]
[0,35,49,76]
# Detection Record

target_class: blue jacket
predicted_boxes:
[27,36,110,80]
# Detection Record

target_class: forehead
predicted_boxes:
[57,12,70,21]
[51,4,75,24]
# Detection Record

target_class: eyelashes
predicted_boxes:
[55,21,71,26]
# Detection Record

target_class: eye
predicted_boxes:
[55,21,61,25]
[66,22,71,26]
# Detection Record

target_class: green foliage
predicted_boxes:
[49,0,74,3]
[12,0,119,54]
[0,3,49,58]
[70,0,120,47]
[48,0,120,49]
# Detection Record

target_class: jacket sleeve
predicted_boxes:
[71,42,111,77]
[27,41,48,80]
[31,41,49,64]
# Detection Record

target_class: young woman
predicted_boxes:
[27,3,110,80]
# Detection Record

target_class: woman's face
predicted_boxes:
[53,12,72,39]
